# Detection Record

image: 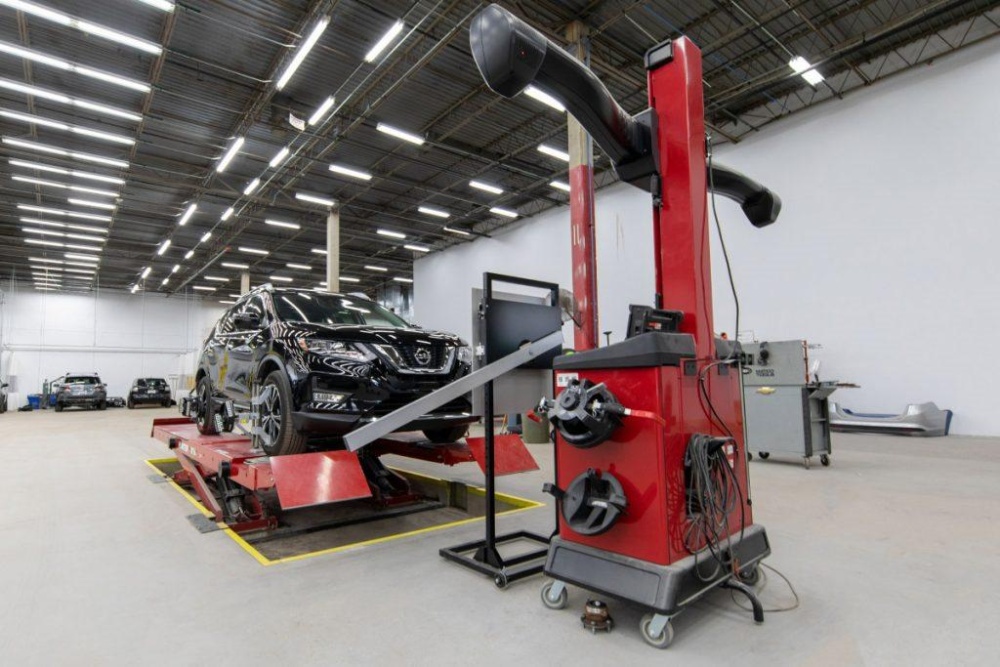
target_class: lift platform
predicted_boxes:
[150,417,538,535]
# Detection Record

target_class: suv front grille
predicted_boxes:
[373,344,455,374]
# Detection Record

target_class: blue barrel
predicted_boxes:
[27,394,41,410]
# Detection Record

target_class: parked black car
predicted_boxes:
[53,373,107,411]
[127,378,172,408]
[190,286,476,455]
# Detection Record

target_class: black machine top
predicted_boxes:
[553,332,696,370]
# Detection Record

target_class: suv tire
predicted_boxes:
[97,399,107,411]
[258,370,307,456]
[423,425,470,444]
[127,397,135,409]
[54,402,63,412]
[195,375,219,435]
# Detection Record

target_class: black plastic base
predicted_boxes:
[544,523,770,615]
[440,530,550,588]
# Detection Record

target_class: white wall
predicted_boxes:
[0,283,224,404]
[415,39,1000,435]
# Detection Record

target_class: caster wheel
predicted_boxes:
[820,455,830,467]
[640,614,674,649]
[540,581,568,610]
[758,452,769,460]
[738,565,761,586]
[493,573,508,589]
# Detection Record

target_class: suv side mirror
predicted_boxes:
[234,312,262,329]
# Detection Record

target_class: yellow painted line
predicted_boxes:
[146,458,545,567]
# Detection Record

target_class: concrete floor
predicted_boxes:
[0,406,997,665]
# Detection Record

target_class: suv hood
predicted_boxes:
[278,322,464,347]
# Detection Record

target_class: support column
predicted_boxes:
[326,208,340,293]
[240,271,250,295]
[566,21,598,351]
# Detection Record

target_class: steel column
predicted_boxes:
[326,208,340,293]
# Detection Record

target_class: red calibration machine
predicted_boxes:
[470,5,782,647]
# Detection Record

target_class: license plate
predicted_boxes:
[146,389,155,394]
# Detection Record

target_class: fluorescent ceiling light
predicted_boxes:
[377,229,406,239]
[204,276,228,282]
[219,300,236,305]
[141,266,152,279]
[18,205,111,221]
[25,238,63,247]
[469,180,503,195]
[393,277,413,284]
[789,56,824,85]
[275,16,330,90]
[200,232,211,243]
[538,144,570,162]
[404,244,429,253]
[65,243,103,252]
[9,159,124,184]
[0,78,142,121]
[28,257,62,264]
[156,239,171,255]
[136,0,175,11]
[13,176,118,197]
[3,136,128,167]
[268,146,290,168]
[216,137,244,172]
[239,246,269,256]
[65,253,100,262]
[22,228,105,243]
[523,85,565,112]
[243,178,260,195]
[308,95,335,126]
[365,20,404,63]
[221,206,235,221]
[311,248,328,255]
[0,110,134,144]
[329,163,372,181]
[130,285,139,293]
[286,263,311,270]
[550,180,571,192]
[161,277,169,285]
[295,192,335,207]
[269,276,293,283]
[265,218,300,230]
[0,1,162,54]
[192,286,216,292]
[376,122,424,145]
[63,267,95,274]
[184,250,194,259]
[178,203,197,226]
[364,265,387,272]
[339,276,360,283]
[490,207,518,219]
[417,205,449,219]
[171,264,180,273]
[443,226,470,237]
[221,262,249,269]
[67,198,116,210]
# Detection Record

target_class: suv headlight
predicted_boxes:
[298,339,374,362]
[457,345,473,364]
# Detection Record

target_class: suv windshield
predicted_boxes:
[65,376,99,385]
[273,292,409,328]
[142,379,168,388]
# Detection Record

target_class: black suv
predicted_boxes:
[127,378,172,408]
[190,286,476,455]
[53,373,107,411]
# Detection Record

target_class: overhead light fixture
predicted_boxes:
[275,16,330,90]
[221,262,249,269]
[308,95,335,126]
[523,85,566,112]
[269,276,293,283]
[364,265,387,272]
[329,163,372,181]
[239,246,269,256]
[376,122,424,145]
[265,218,300,230]
[200,232,212,243]
[130,284,139,294]
[417,205,449,219]
[295,192,336,207]
[490,207,518,219]
[178,203,197,226]
[3,136,128,167]
[192,286,216,292]
[141,266,152,279]
[0,78,142,121]
[9,159,124,184]
[311,248,328,255]
[64,243,103,252]
[184,250,194,259]
[550,180,571,192]
[0,1,163,54]
[339,276,360,283]
[136,0,175,11]
[64,267,96,274]
[789,56,824,86]
[377,229,406,240]
[443,226,470,237]
[537,144,570,162]
[393,277,413,284]
[24,238,63,248]
[171,264,180,273]
[12,176,118,197]
[161,277,169,285]
[204,276,228,282]
[365,20,405,63]
[469,180,503,195]
[216,136,244,172]
[268,146,290,168]
[218,300,236,305]
[243,178,260,195]
[22,228,105,243]
[28,257,62,264]
[220,206,235,221]
[65,253,100,262]
[287,263,311,270]
[0,110,135,145]
[67,198,116,210]
[18,205,111,221]
[156,239,171,255]
[404,244,429,253]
